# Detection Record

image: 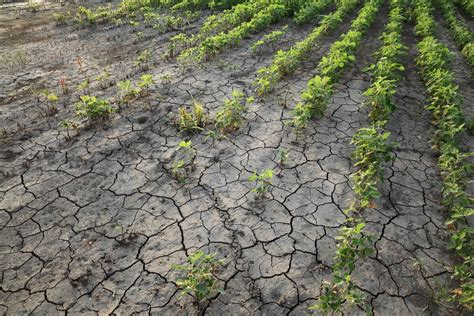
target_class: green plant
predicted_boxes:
[254,0,358,95]
[117,80,141,106]
[277,148,289,166]
[250,25,288,54]
[172,251,224,305]
[95,69,111,89]
[134,49,151,69]
[414,0,473,310]
[39,89,59,116]
[351,125,394,209]
[74,95,115,121]
[248,169,273,196]
[215,90,253,133]
[178,99,208,133]
[311,219,373,314]
[59,119,79,140]
[77,79,90,94]
[171,140,197,183]
[0,49,29,69]
[294,0,382,129]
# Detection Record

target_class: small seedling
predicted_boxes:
[59,119,79,140]
[117,80,141,106]
[75,95,115,122]
[159,73,172,84]
[39,89,59,116]
[249,169,274,197]
[171,140,197,183]
[172,251,224,308]
[215,90,253,133]
[277,148,289,166]
[95,69,111,89]
[59,78,68,95]
[178,99,207,133]
[77,79,90,94]
[134,49,151,69]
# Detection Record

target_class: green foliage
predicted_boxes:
[248,169,273,196]
[254,0,357,95]
[117,80,141,105]
[277,148,289,166]
[134,49,151,68]
[178,99,208,133]
[250,25,288,54]
[351,125,393,209]
[414,0,473,310]
[434,0,473,66]
[172,140,197,183]
[215,90,252,133]
[40,89,59,115]
[293,0,382,128]
[178,4,290,63]
[311,219,373,313]
[0,49,29,69]
[294,0,333,24]
[74,95,115,121]
[172,251,224,303]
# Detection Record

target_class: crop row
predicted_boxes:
[254,0,358,95]
[434,0,474,67]
[414,0,473,310]
[455,0,474,17]
[292,0,382,129]
[312,1,405,313]
[177,2,290,63]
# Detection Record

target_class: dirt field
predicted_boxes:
[0,0,473,314]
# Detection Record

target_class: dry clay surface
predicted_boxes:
[0,3,473,315]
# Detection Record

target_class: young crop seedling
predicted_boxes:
[171,140,197,183]
[277,148,289,166]
[117,80,141,107]
[172,251,224,310]
[77,79,90,94]
[215,90,253,133]
[248,169,274,197]
[59,119,80,140]
[75,95,115,122]
[39,89,59,116]
[311,219,373,314]
[137,74,155,108]
[134,49,151,69]
[95,69,111,89]
[250,25,288,54]
[178,99,208,133]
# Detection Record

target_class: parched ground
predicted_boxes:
[0,1,473,315]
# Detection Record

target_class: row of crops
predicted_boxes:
[54,0,473,312]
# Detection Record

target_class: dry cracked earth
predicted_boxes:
[0,1,473,315]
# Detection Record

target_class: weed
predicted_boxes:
[77,79,90,94]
